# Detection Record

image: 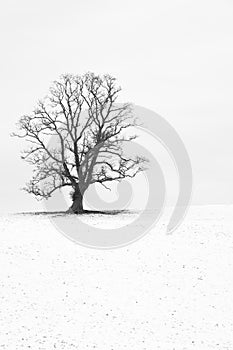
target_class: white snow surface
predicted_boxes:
[0,205,233,349]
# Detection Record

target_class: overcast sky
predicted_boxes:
[0,0,232,213]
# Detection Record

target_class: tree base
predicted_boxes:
[66,207,85,214]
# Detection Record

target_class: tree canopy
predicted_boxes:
[13,73,147,213]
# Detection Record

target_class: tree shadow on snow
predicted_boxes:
[15,209,136,217]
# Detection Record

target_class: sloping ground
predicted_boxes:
[0,205,233,349]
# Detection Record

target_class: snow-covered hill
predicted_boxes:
[0,205,232,349]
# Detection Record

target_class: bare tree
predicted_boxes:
[13,73,147,213]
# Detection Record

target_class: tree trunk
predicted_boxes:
[68,186,84,214]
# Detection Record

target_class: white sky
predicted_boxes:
[0,0,232,213]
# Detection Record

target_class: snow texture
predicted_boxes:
[0,205,233,349]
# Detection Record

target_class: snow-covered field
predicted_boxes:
[0,205,233,349]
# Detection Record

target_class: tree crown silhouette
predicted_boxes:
[13,73,147,213]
